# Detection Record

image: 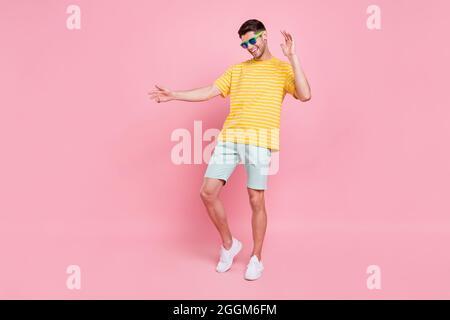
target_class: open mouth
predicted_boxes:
[250,47,259,54]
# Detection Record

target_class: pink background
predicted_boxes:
[1,0,449,299]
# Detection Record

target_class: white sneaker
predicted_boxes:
[244,255,264,280]
[216,237,242,273]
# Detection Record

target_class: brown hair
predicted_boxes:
[238,19,266,38]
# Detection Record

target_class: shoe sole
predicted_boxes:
[244,274,262,281]
[216,240,242,273]
[245,268,264,281]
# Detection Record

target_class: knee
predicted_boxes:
[249,192,265,210]
[200,186,217,203]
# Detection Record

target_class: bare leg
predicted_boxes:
[200,177,233,250]
[247,188,267,260]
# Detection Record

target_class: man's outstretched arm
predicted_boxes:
[148,84,222,103]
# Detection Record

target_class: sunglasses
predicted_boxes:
[240,31,264,49]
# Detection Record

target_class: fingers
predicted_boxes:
[147,91,160,97]
[148,85,164,94]
[148,91,164,96]
[149,85,163,93]
[286,31,293,42]
[148,87,161,93]
[149,84,171,103]
[148,84,167,96]
[280,30,293,42]
[148,90,170,103]
[155,84,171,93]
[147,92,162,102]
[149,95,161,103]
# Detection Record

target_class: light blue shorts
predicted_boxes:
[204,141,272,190]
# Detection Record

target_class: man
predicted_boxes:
[148,19,311,280]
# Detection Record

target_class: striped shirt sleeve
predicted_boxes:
[284,64,298,99]
[214,65,233,98]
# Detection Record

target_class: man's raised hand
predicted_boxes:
[280,30,296,57]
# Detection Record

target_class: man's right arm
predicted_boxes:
[148,84,222,103]
[172,84,222,102]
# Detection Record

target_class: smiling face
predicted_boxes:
[240,30,267,59]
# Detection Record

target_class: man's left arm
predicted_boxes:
[281,30,311,102]
[288,54,311,101]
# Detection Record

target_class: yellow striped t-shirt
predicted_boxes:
[213,56,297,152]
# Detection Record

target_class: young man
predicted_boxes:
[148,19,311,280]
